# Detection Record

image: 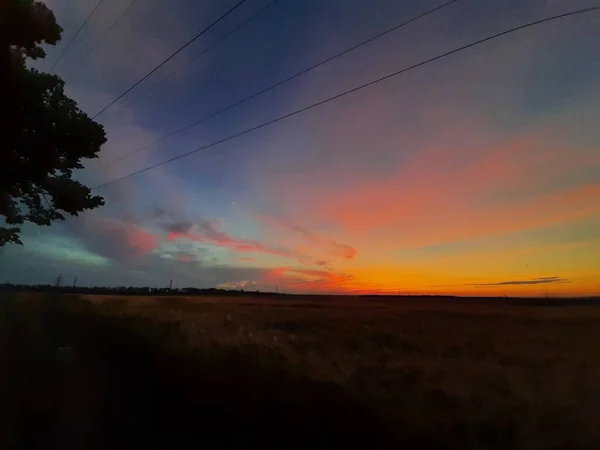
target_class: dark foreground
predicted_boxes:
[1,293,600,449]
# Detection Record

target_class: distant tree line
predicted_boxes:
[0,283,283,297]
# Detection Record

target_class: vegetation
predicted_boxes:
[2,292,600,449]
[0,282,280,296]
[1,0,106,246]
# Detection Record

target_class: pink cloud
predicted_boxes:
[68,214,158,263]
[165,221,314,265]
[258,215,357,260]
[264,131,600,250]
[264,267,356,292]
[177,253,195,263]
[100,219,158,255]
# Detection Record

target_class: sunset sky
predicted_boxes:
[2,0,599,296]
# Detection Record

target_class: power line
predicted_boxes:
[50,0,107,72]
[63,0,144,80]
[115,0,283,113]
[41,192,53,210]
[91,0,250,119]
[94,6,599,190]
[102,0,460,167]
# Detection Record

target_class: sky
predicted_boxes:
[2,0,599,296]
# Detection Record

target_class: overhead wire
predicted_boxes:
[91,0,250,119]
[41,193,53,210]
[94,6,600,190]
[50,0,107,72]
[101,0,460,167]
[115,0,283,113]
[63,0,144,80]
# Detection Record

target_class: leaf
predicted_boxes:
[1,1,106,246]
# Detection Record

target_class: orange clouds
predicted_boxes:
[258,215,357,260]
[286,134,600,249]
[246,127,600,295]
[265,267,356,292]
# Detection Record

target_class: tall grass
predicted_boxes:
[2,292,600,449]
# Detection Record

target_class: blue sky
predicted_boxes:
[2,0,599,295]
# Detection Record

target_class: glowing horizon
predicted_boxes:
[4,0,599,296]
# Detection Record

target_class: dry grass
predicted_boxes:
[2,292,600,449]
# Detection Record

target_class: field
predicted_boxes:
[2,293,600,449]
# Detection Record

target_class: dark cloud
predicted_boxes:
[127,254,283,290]
[165,219,315,264]
[153,207,220,240]
[63,213,158,264]
[151,208,319,265]
[466,277,570,287]
[151,204,167,219]
[1,238,282,289]
[164,222,194,233]
[160,246,209,264]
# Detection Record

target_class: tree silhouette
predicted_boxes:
[1,0,106,246]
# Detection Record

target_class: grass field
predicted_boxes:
[1,292,600,449]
